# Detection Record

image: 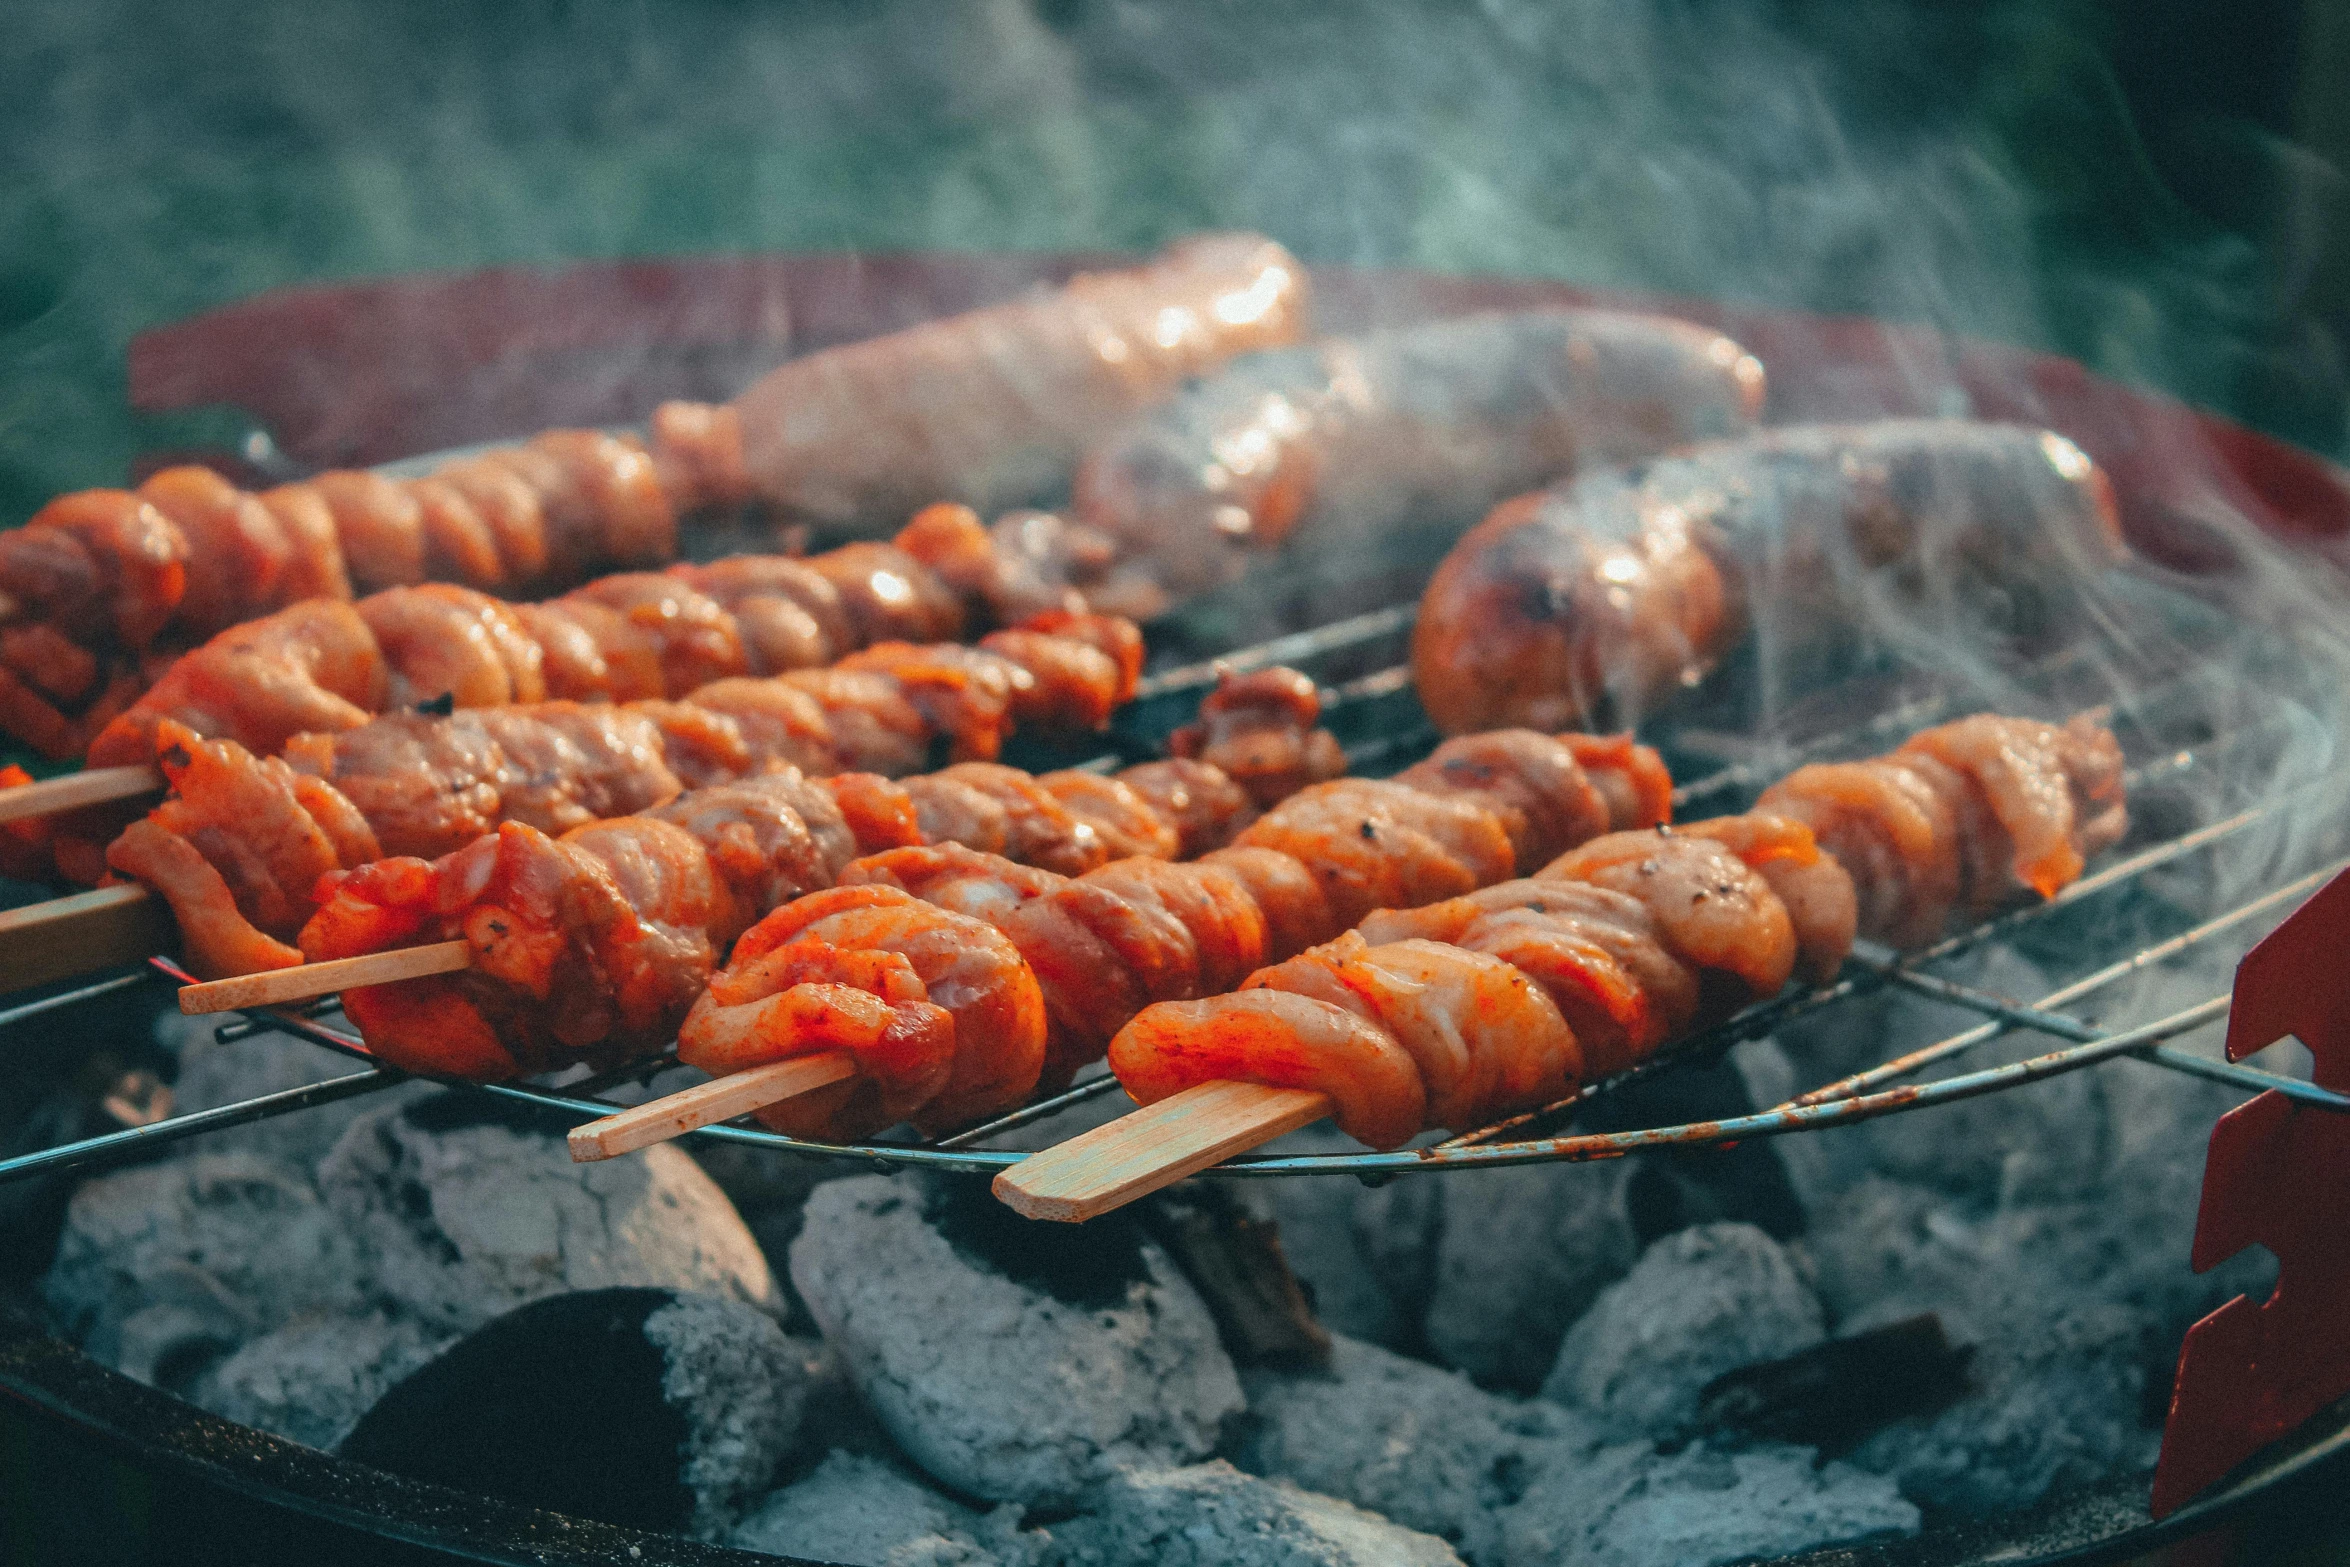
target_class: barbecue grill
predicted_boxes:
[2,253,2347,1565]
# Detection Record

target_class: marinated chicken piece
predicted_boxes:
[1233,778,1517,929]
[1539,827,1798,1004]
[1111,989,1431,1152]
[774,669,931,777]
[1679,814,1858,985]
[23,489,191,649]
[105,721,381,978]
[680,886,1047,1139]
[1167,667,1346,808]
[810,543,966,648]
[1038,771,1182,864]
[1361,879,1694,1079]
[842,841,1070,927]
[403,475,504,589]
[563,574,751,695]
[1394,729,1613,874]
[281,703,684,860]
[1076,308,1764,599]
[137,467,293,637]
[87,600,388,771]
[309,470,429,594]
[836,643,1023,764]
[1561,733,1676,835]
[1757,712,2127,945]
[897,774,1014,861]
[649,769,859,927]
[510,599,668,702]
[1113,759,1258,858]
[356,585,547,709]
[670,556,854,673]
[822,772,928,856]
[307,818,719,1079]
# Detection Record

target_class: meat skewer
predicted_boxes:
[0,236,1306,759]
[96,611,1144,979]
[177,672,1348,1102]
[0,498,1075,780]
[1411,420,2128,736]
[997,711,2127,1221]
[557,728,1671,1156]
[1069,309,1765,618]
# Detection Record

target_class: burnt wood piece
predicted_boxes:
[1142,1183,1333,1371]
[1693,1313,1975,1455]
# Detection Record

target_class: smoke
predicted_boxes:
[3,2,2347,812]
[1,1,2340,509]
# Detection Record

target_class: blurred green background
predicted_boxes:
[2,0,2345,524]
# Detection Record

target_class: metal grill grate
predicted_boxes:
[1,562,2345,1192]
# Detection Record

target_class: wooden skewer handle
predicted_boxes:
[0,765,165,824]
[992,1079,1332,1223]
[568,1052,858,1162]
[178,939,472,1014]
[0,883,169,994]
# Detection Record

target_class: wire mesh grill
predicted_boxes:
[2,557,2345,1192]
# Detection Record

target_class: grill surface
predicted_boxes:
[8,251,2350,1564]
[2,558,2341,1193]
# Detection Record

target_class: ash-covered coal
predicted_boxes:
[39,1077,780,1455]
[342,1286,816,1538]
[788,1172,1242,1509]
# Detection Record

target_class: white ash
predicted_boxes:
[183,1308,449,1451]
[1237,1125,1441,1351]
[1756,948,2280,1514]
[733,1450,1046,1566]
[1237,1124,1638,1382]
[644,1292,822,1538]
[158,1012,428,1171]
[1049,1460,1465,1567]
[316,1097,780,1335]
[1238,1333,1914,1567]
[1238,1334,1590,1566]
[789,1173,1242,1508]
[1499,1441,1919,1567]
[1423,1158,1640,1389]
[41,1151,363,1384]
[1804,1177,2161,1513]
[1541,1222,1825,1439]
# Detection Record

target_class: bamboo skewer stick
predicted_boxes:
[567,1052,859,1162]
[0,883,171,993]
[178,940,471,1014]
[0,765,163,823]
[991,1080,1332,1222]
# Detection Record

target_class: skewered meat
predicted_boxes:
[703,233,1307,527]
[1412,420,2128,735]
[79,525,1027,772]
[1166,667,1348,809]
[1072,309,1765,610]
[1755,712,2126,947]
[0,237,1299,761]
[136,666,1310,986]
[669,729,1669,1130]
[1110,711,2126,1148]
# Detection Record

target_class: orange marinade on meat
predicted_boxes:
[1108,712,2127,1149]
